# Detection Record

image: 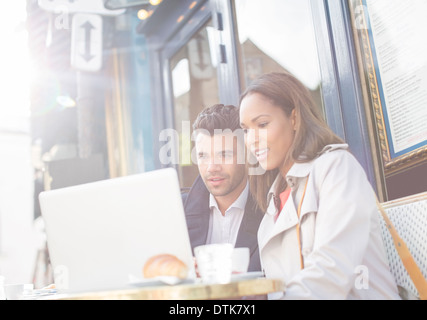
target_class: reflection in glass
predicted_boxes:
[170,21,220,188]
[235,0,324,116]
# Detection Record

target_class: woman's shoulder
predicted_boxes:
[312,144,364,174]
[318,143,349,156]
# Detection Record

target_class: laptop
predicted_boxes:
[39,168,195,293]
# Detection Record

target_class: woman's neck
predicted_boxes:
[280,161,294,179]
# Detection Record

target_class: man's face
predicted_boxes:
[195,132,247,198]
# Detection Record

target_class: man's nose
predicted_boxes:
[207,161,221,173]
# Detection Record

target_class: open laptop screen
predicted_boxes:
[39,168,195,293]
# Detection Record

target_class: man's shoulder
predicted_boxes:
[183,175,210,214]
[181,191,189,205]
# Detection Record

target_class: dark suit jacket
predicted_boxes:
[183,175,264,272]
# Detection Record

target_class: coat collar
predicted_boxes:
[266,144,348,217]
[209,181,249,212]
[183,175,211,248]
[184,175,263,255]
[184,175,210,215]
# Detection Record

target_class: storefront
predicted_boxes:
[31,0,427,202]
[105,0,423,201]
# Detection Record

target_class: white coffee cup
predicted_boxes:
[194,243,233,284]
[232,247,250,274]
[4,284,34,300]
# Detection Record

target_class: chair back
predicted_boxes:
[379,192,427,299]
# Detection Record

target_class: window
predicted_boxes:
[234,0,324,116]
[170,20,220,188]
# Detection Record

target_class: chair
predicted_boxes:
[379,191,427,300]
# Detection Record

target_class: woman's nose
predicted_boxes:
[245,129,258,148]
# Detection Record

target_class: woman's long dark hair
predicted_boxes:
[239,72,344,212]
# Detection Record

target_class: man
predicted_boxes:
[183,104,263,272]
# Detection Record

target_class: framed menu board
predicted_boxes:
[350,0,427,175]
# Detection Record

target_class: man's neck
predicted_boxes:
[214,180,248,216]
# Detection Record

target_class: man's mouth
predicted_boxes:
[208,177,226,186]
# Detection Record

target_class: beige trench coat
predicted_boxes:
[258,144,400,300]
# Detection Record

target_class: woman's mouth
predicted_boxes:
[254,148,269,162]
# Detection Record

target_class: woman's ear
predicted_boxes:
[291,109,297,131]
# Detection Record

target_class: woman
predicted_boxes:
[239,72,399,300]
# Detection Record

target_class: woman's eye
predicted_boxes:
[259,122,268,128]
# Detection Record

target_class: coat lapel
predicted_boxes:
[183,176,210,250]
[235,194,263,271]
[273,196,299,236]
[258,194,299,252]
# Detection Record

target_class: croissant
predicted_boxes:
[143,254,188,279]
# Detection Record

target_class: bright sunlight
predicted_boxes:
[0,0,32,124]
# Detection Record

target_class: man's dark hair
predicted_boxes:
[192,104,240,134]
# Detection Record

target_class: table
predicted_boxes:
[46,278,284,300]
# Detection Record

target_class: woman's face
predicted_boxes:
[240,92,296,172]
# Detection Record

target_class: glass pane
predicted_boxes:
[170,20,220,188]
[234,0,324,117]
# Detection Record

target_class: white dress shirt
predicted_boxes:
[206,182,249,246]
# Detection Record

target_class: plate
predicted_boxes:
[129,271,264,288]
[231,271,265,281]
[129,276,193,287]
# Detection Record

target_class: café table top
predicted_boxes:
[45,277,284,300]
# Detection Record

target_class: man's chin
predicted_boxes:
[207,187,230,198]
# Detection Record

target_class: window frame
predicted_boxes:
[140,0,379,194]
